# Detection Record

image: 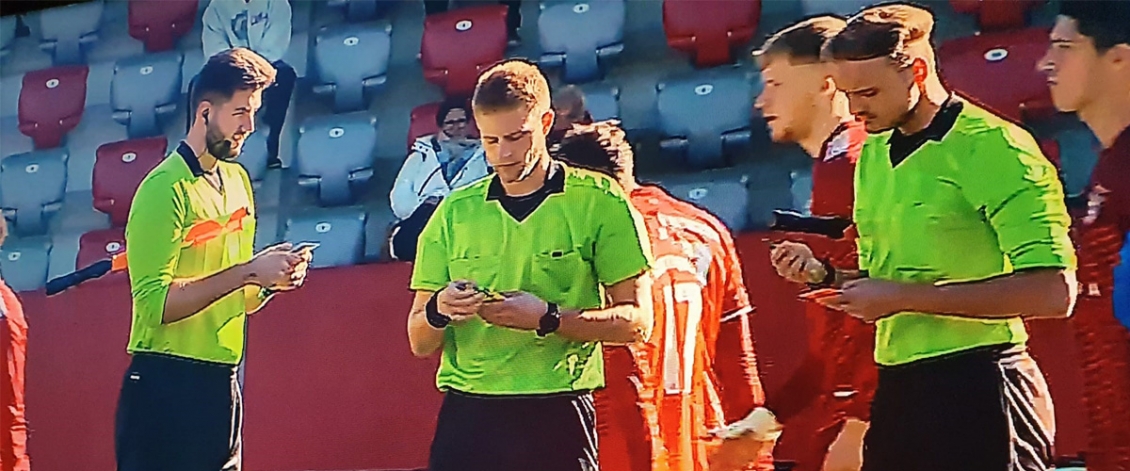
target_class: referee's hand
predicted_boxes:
[247,243,305,290]
[437,280,485,321]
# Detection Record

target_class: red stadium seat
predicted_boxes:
[663,0,760,68]
[406,101,479,150]
[939,27,1054,123]
[77,228,127,281]
[128,0,199,52]
[421,5,508,98]
[949,0,1038,31]
[93,137,167,227]
[18,66,88,149]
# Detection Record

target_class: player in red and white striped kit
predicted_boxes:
[754,17,878,471]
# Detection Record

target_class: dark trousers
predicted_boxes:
[424,0,522,35]
[115,353,242,471]
[262,60,296,163]
[862,344,1055,471]
[430,390,599,471]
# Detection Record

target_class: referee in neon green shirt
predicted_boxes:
[408,60,654,471]
[772,5,1077,471]
[115,48,311,471]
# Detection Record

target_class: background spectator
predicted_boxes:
[424,0,523,45]
[203,0,296,168]
[549,85,593,145]
[389,98,491,260]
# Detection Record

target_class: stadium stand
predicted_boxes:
[283,206,368,268]
[537,0,625,83]
[0,16,16,61]
[421,4,508,97]
[0,236,51,293]
[311,21,393,112]
[406,99,479,149]
[939,27,1055,123]
[111,51,184,138]
[799,0,874,16]
[254,207,280,252]
[76,226,127,281]
[295,111,378,206]
[238,130,271,188]
[36,0,104,65]
[18,65,89,149]
[92,136,166,227]
[656,67,755,169]
[662,0,760,68]
[578,82,620,121]
[651,167,752,231]
[326,0,394,23]
[949,0,1038,31]
[0,148,68,236]
[127,0,199,52]
[65,104,134,193]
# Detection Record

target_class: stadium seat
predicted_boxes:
[326,0,394,22]
[0,16,16,61]
[0,236,52,292]
[282,206,368,268]
[580,83,620,121]
[254,208,280,252]
[76,228,126,282]
[18,66,89,149]
[799,0,872,16]
[111,51,184,138]
[238,131,271,188]
[939,27,1053,123]
[656,68,754,169]
[538,0,625,83]
[650,169,751,232]
[92,137,167,227]
[422,4,508,97]
[0,148,68,236]
[295,112,378,206]
[37,0,103,65]
[663,0,760,68]
[949,0,1037,31]
[128,0,199,52]
[405,100,479,149]
[312,22,393,112]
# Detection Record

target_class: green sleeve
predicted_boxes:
[593,191,651,286]
[125,175,188,326]
[409,199,451,292]
[961,128,1077,271]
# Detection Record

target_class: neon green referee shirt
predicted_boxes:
[125,142,257,365]
[854,99,1076,366]
[411,162,652,395]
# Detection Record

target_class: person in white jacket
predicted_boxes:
[202,0,295,169]
[389,99,491,260]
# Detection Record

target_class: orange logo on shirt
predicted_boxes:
[183,207,250,247]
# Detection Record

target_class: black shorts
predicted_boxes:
[862,344,1055,471]
[115,353,242,471]
[429,389,599,471]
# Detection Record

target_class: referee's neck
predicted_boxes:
[897,81,950,136]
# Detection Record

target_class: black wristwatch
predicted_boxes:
[425,292,452,329]
[536,302,561,337]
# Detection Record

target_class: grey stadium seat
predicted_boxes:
[283,206,368,269]
[0,148,69,236]
[538,0,625,83]
[326,0,394,22]
[0,236,52,292]
[38,1,104,65]
[657,68,755,169]
[295,111,378,206]
[111,51,184,138]
[238,130,270,189]
[312,22,392,112]
[1,16,16,61]
[650,168,751,232]
[580,82,620,121]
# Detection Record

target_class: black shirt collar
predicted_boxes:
[485,161,566,201]
[177,141,206,177]
[886,96,963,166]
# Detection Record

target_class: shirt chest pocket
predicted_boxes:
[448,255,503,289]
[528,249,595,306]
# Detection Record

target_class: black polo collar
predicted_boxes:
[886,96,964,166]
[177,141,206,177]
[485,161,566,201]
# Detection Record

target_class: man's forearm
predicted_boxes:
[408,308,446,358]
[163,263,254,324]
[557,303,651,344]
[899,268,1077,320]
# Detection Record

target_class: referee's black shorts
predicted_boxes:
[429,389,599,471]
[115,353,242,471]
[862,344,1055,471]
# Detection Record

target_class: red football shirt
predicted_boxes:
[1077,125,1130,295]
[0,278,29,471]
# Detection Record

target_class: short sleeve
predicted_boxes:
[961,129,1077,271]
[593,192,651,286]
[409,199,451,292]
[126,175,187,327]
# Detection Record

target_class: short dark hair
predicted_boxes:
[550,120,632,179]
[472,59,551,115]
[1060,0,1130,52]
[435,97,470,128]
[190,47,276,112]
[823,3,935,66]
[756,15,848,65]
